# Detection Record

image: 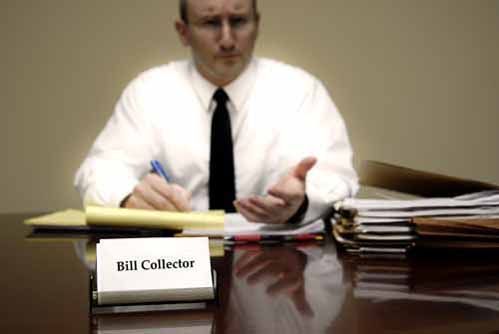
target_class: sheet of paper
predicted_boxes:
[357,207,499,218]
[341,190,499,211]
[181,213,325,236]
[86,206,224,230]
[24,209,86,227]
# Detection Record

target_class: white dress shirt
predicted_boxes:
[74,58,358,220]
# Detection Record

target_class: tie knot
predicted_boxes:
[213,88,229,105]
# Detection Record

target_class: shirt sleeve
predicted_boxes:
[74,76,158,207]
[278,77,359,222]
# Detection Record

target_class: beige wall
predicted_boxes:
[2,0,498,213]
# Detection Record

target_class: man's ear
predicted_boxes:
[254,12,261,25]
[254,12,261,39]
[175,20,190,47]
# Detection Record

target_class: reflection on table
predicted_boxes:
[222,242,346,334]
[3,212,498,333]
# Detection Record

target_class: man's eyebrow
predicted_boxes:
[195,14,221,23]
[197,12,249,20]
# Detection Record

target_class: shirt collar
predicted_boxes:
[190,58,257,112]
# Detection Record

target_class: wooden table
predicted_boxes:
[2,213,499,333]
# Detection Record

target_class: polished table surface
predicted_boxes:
[2,213,499,333]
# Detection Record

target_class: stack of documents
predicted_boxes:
[332,190,499,254]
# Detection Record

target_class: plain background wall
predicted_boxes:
[2,0,498,213]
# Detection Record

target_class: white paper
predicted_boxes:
[341,190,499,211]
[181,213,325,236]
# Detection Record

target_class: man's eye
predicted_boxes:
[203,20,220,27]
[230,17,248,27]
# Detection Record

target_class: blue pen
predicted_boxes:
[150,160,171,183]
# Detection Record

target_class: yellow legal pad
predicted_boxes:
[24,207,225,231]
[25,209,86,227]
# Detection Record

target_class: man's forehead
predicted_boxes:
[187,0,252,17]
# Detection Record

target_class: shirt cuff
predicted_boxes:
[83,177,138,208]
[287,195,309,224]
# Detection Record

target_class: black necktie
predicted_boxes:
[209,88,236,212]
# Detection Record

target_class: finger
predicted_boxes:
[133,178,177,210]
[248,196,287,213]
[234,200,268,222]
[148,191,177,211]
[239,198,270,218]
[168,184,192,211]
[238,199,289,224]
[291,157,317,181]
[146,174,191,211]
[268,185,304,207]
[234,201,259,222]
[236,201,287,225]
[125,194,155,210]
[247,196,289,224]
[144,173,166,187]
[267,174,305,204]
[244,197,275,220]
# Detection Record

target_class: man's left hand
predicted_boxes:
[234,157,317,224]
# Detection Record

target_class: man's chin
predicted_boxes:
[219,57,240,67]
[214,65,243,81]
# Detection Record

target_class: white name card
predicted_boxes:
[96,237,214,305]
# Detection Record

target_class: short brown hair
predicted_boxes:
[179,0,258,23]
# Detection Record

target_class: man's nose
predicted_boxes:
[219,21,235,50]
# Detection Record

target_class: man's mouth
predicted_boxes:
[218,54,240,59]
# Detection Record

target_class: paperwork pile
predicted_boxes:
[332,190,499,254]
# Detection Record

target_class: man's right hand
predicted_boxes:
[121,173,192,211]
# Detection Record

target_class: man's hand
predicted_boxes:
[234,157,317,224]
[122,173,192,211]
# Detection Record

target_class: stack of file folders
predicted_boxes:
[332,190,499,254]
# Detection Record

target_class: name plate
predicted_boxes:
[96,237,214,305]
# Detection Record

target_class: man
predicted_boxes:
[74,0,358,224]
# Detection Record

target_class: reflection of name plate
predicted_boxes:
[96,237,214,306]
[93,309,214,334]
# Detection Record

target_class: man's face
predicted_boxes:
[176,0,259,87]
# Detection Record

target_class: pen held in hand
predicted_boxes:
[150,160,171,183]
